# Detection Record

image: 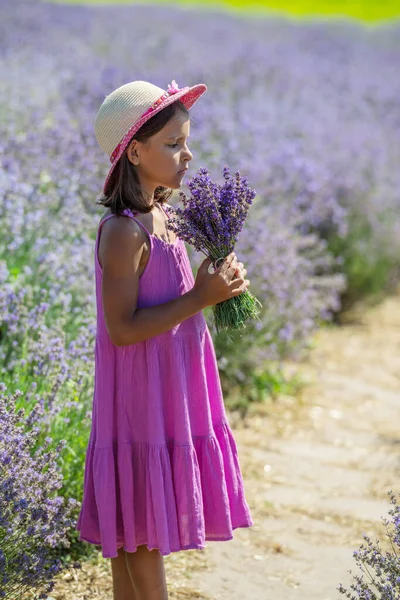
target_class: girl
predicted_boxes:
[76,79,254,600]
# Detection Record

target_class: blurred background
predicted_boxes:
[1,0,400,598]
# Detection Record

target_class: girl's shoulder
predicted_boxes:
[97,208,147,269]
[98,209,137,236]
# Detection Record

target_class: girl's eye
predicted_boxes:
[168,143,179,148]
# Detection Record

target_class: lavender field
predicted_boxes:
[1,0,400,594]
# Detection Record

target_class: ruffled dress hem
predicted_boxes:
[78,519,254,559]
[76,419,254,559]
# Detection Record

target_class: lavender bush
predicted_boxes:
[0,384,81,599]
[0,173,99,567]
[338,490,400,600]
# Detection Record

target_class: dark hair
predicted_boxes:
[96,100,189,215]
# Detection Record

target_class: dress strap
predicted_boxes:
[96,210,155,271]
[97,214,116,237]
[158,203,170,218]
[96,209,153,261]
[121,208,152,237]
[96,214,118,269]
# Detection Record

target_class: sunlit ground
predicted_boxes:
[47,0,400,24]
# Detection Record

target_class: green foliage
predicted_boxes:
[48,0,400,23]
[327,211,398,310]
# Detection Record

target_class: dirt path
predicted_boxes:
[188,293,400,599]
[53,293,400,599]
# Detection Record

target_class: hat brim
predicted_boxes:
[102,83,207,195]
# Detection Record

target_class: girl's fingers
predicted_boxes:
[234,264,246,276]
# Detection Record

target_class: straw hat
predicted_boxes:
[95,79,207,194]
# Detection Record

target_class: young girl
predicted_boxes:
[76,79,254,600]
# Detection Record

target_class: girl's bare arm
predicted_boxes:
[100,217,205,347]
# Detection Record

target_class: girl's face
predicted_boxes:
[127,111,193,197]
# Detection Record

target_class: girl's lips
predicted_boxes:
[178,168,188,174]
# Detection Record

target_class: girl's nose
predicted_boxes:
[183,145,193,161]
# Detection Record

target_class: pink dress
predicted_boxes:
[76,203,254,559]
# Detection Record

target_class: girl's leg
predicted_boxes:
[124,544,169,600]
[111,546,138,600]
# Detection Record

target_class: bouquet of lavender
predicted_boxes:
[166,166,263,334]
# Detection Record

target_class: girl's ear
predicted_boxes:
[127,140,139,165]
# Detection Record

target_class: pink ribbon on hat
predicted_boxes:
[109,80,181,164]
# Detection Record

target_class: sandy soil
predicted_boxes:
[50,292,400,599]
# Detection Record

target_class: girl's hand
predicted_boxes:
[193,252,250,309]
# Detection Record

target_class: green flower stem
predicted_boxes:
[194,245,263,332]
[213,289,263,334]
